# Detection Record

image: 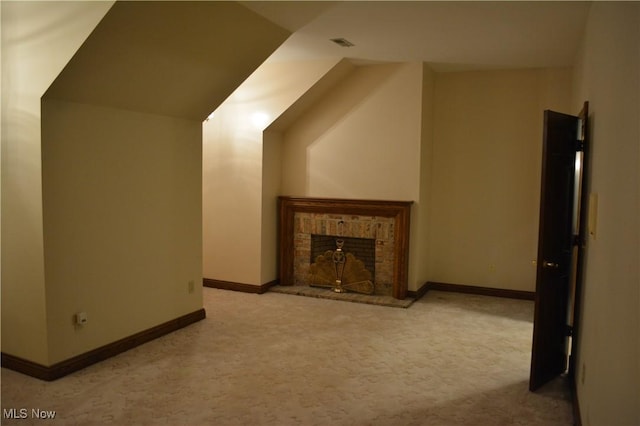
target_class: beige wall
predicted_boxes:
[280,62,426,289]
[202,59,341,285]
[1,0,114,365]
[429,68,572,292]
[281,62,423,201]
[2,1,289,366]
[572,2,640,424]
[202,104,264,285]
[262,130,284,284]
[278,63,573,292]
[41,100,203,363]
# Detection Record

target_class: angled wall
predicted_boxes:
[2,1,289,367]
[44,2,287,121]
[281,62,423,202]
[202,58,343,286]
[1,0,115,366]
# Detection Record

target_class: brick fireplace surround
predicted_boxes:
[278,197,413,300]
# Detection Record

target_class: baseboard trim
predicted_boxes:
[203,278,277,294]
[200,279,533,301]
[425,281,535,301]
[407,281,430,300]
[1,308,206,381]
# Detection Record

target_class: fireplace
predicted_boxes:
[278,197,413,299]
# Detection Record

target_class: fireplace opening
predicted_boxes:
[310,235,376,283]
[309,234,377,295]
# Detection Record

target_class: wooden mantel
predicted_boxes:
[278,196,413,300]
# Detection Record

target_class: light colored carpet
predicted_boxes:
[269,284,415,308]
[1,289,573,425]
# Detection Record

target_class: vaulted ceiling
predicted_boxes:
[43,1,592,122]
[242,1,592,71]
[44,1,290,120]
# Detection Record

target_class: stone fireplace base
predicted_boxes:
[278,196,413,300]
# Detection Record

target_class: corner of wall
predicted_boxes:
[1,0,114,367]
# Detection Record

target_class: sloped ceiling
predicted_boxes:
[244,1,591,71]
[44,1,290,121]
[268,58,356,132]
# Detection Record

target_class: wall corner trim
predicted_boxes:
[1,308,206,381]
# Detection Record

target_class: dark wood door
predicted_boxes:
[529,109,580,391]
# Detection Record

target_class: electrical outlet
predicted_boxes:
[188,280,195,294]
[75,312,88,326]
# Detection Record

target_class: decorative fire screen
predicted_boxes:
[309,237,375,295]
[311,234,376,282]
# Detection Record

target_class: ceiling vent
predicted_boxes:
[330,38,355,48]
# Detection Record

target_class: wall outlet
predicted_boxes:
[75,312,88,326]
[188,280,195,294]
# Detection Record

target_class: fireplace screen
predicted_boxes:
[310,235,376,282]
[309,235,375,295]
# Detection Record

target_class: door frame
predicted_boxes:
[567,102,589,380]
